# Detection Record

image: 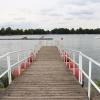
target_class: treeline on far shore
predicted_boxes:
[0,27,100,35]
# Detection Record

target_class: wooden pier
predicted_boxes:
[0,46,88,100]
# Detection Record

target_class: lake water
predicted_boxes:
[0,34,100,83]
[0,34,100,61]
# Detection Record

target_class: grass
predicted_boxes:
[96,80,100,87]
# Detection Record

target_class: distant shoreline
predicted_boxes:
[0,27,100,35]
[0,38,53,40]
[0,33,99,36]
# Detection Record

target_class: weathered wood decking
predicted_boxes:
[0,46,88,100]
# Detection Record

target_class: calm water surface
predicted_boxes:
[0,34,100,61]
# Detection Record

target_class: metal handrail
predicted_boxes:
[65,48,100,67]
[0,49,34,82]
[0,41,42,85]
[58,46,100,100]
[0,39,100,100]
[41,39,100,99]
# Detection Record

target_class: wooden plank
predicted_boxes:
[0,46,88,100]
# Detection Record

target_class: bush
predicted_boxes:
[96,80,100,87]
[0,74,9,88]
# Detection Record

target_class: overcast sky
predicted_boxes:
[0,0,100,30]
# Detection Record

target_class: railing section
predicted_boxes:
[0,42,41,87]
[57,41,100,100]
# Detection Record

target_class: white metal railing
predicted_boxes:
[0,39,54,87]
[0,50,33,85]
[1,39,100,99]
[57,43,100,100]
[28,39,100,100]
[0,42,41,86]
[40,40,57,46]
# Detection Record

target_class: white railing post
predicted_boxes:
[7,53,12,84]
[17,52,21,75]
[73,52,75,75]
[17,52,20,62]
[45,40,47,46]
[28,51,31,65]
[36,45,38,54]
[31,50,33,62]
[79,52,83,85]
[88,61,92,100]
[34,49,36,60]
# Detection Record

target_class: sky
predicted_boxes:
[0,0,100,30]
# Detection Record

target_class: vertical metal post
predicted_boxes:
[64,51,66,63]
[28,51,31,65]
[17,52,21,75]
[31,50,33,62]
[88,61,92,100]
[17,52,20,62]
[7,53,12,84]
[45,40,47,46]
[35,45,38,54]
[79,52,83,85]
[34,50,36,60]
[73,52,75,75]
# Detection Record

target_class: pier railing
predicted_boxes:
[57,43,100,100]
[0,50,33,85]
[0,39,100,99]
[0,42,41,87]
[0,39,54,87]
[30,39,100,100]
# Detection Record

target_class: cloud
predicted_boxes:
[64,18,73,20]
[49,13,62,17]
[69,10,94,18]
[0,0,100,29]
[90,0,100,3]
[39,9,54,15]
[0,22,40,29]
[39,8,62,17]
[60,0,86,6]
[62,2,98,20]
[18,8,33,15]
[59,0,99,6]
[13,17,27,21]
